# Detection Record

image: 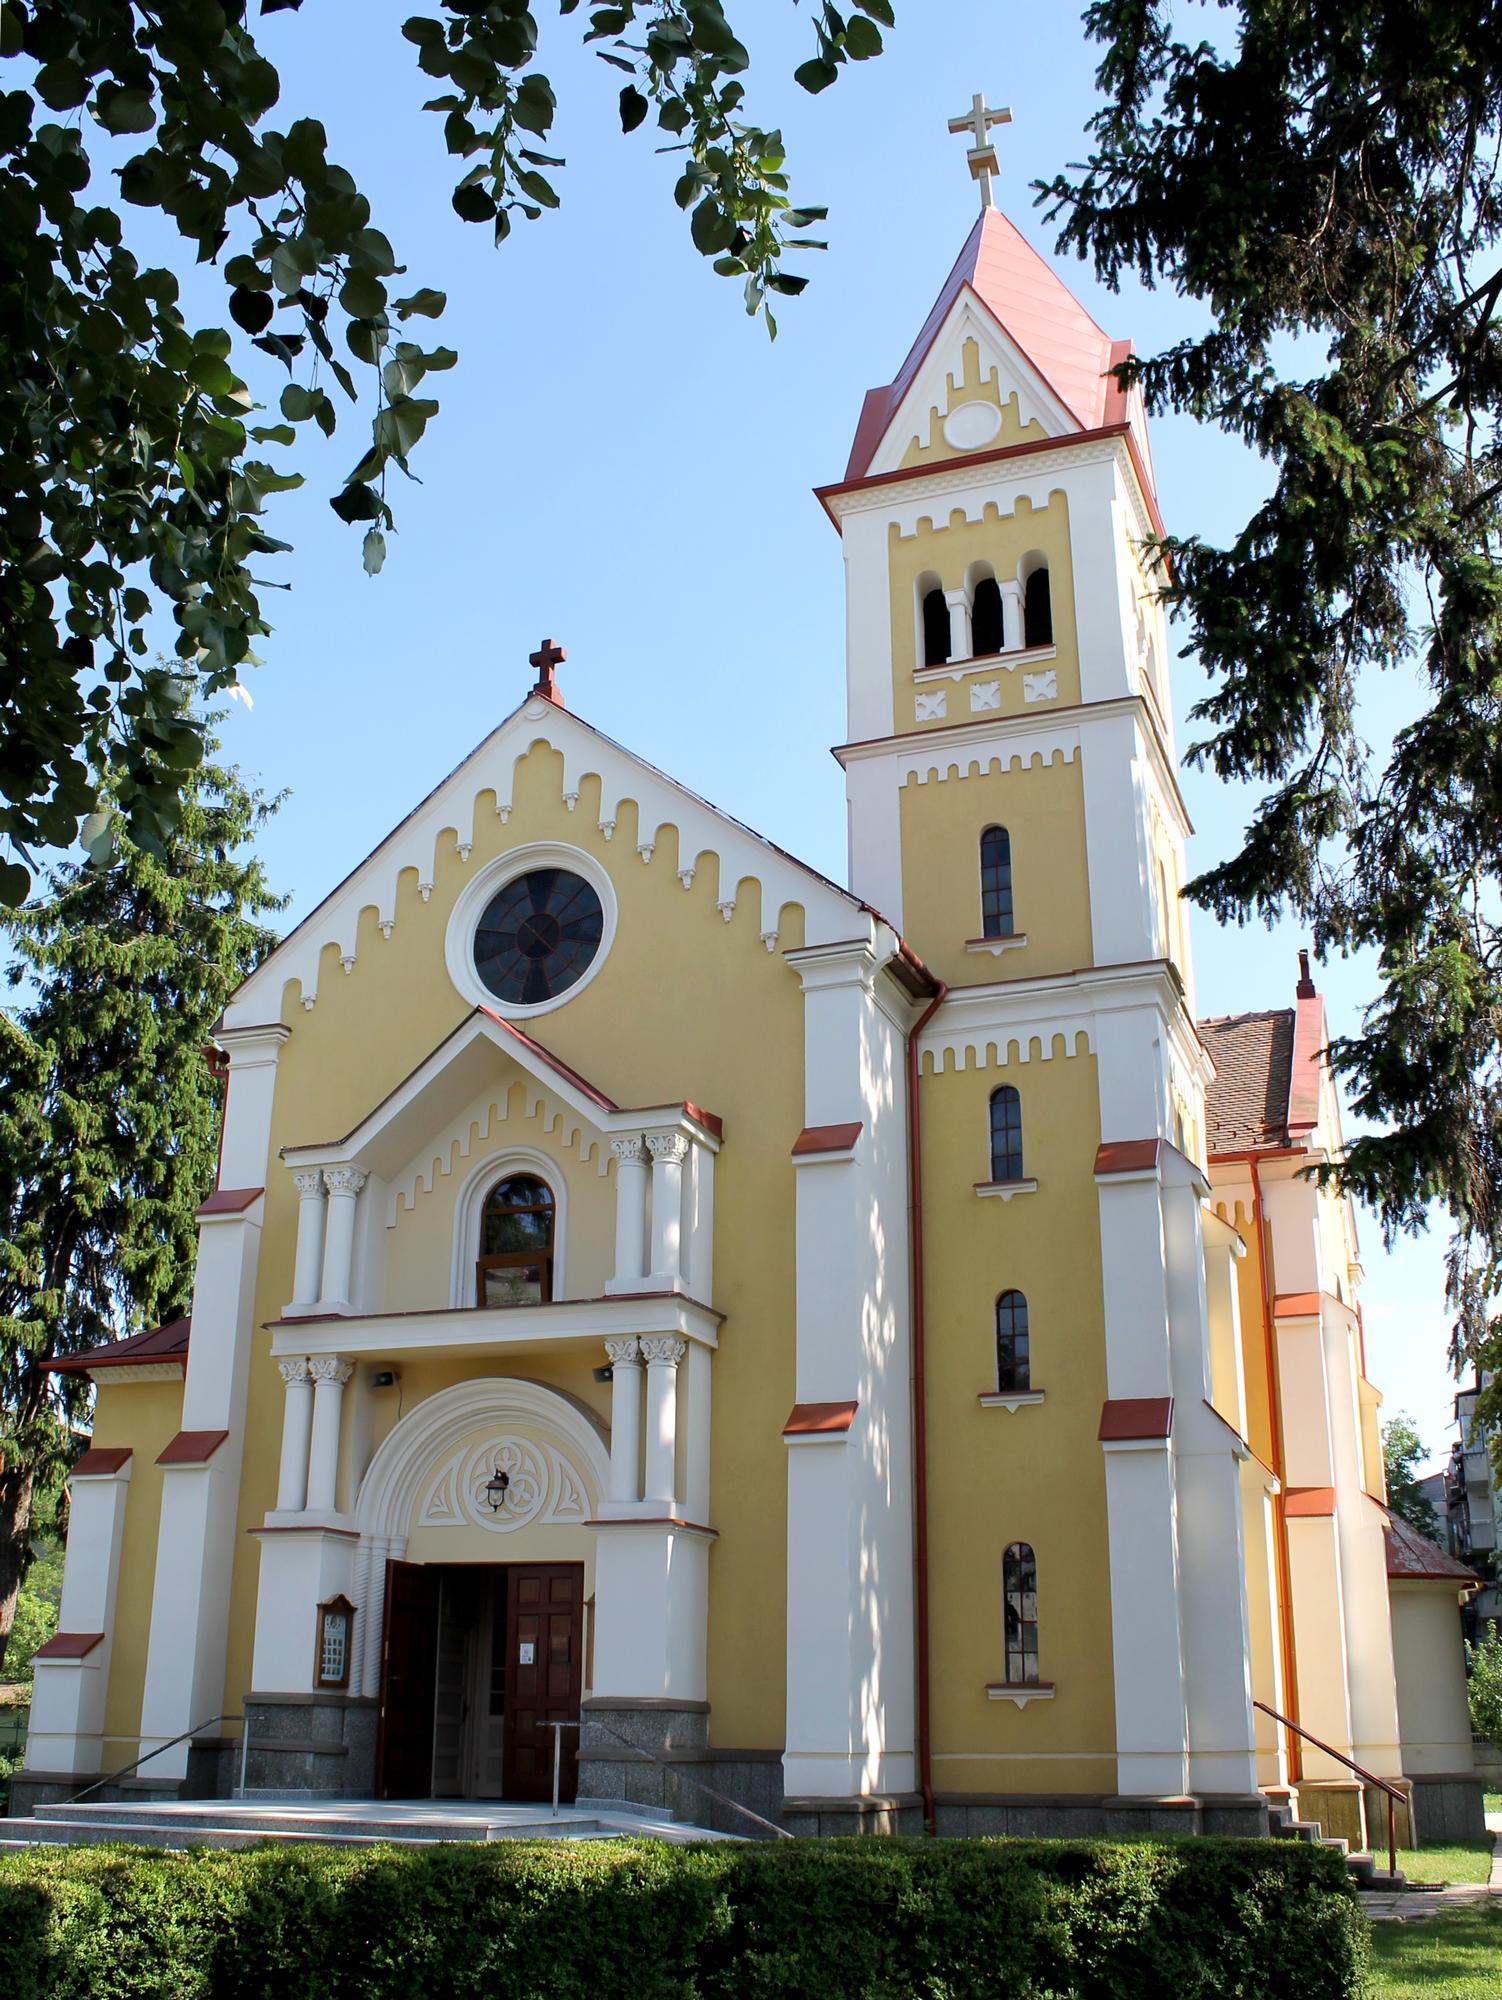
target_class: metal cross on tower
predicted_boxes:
[528,636,566,707]
[947,92,1012,210]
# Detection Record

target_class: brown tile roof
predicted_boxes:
[1198,1009,1295,1154]
[1384,1511,1482,1584]
[46,1316,191,1377]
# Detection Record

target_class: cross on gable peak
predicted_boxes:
[528,636,566,708]
[947,92,1012,211]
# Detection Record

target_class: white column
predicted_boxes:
[681,1338,712,1524]
[944,586,972,661]
[318,1166,366,1311]
[288,1170,327,1313]
[640,1335,685,1510]
[608,1138,649,1293]
[605,1336,643,1506]
[275,1357,315,1513]
[646,1134,688,1287]
[1000,578,1023,650]
[305,1356,354,1514]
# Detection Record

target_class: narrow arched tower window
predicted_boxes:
[995,1291,1030,1392]
[922,587,951,667]
[988,1085,1023,1183]
[980,825,1014,939]
[477,1172,555,1306]
[971,576,1004,656]
[1023,565,1053,647]
[1003,1542,1040,1683]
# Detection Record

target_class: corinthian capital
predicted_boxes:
[639,1335,687,1368]
[277,1356,312,1387]
[604,1335,642,1368]
[322,1166,368,1199]
[646,1132,689,1165]
[609,1135,647,1166]
[308,1355,355,1387]
[292,1169,325,1199]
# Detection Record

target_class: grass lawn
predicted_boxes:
[1486,1793,1501,1814]
[1394,1840,1495,1886]
[1367,1904,1502,1997]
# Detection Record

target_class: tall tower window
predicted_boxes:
[971,576,1004,656]
[996,1290,1030,1392]
[922,587,950,667]
[988,1085,1023,1182]
[980,825,1014,938]
[1002,1542,1040,1683]
[1023,562,1053,648]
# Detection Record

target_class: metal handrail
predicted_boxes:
[64,1714,244,1807]
[581,1714,792,1840]
[1253,1698,1405,1878]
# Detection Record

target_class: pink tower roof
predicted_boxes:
[844,205,1147,485]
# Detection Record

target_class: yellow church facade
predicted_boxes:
[18,189,1483,1842]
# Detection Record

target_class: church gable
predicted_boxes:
[870,295,1072,477]
[223,685,871,1033]
[843,205,1153,491]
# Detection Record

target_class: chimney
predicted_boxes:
[1296,949,1317,1000]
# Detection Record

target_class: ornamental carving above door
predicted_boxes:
[416,1432,590,1534]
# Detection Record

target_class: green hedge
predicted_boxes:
[0,1835,1368,1999]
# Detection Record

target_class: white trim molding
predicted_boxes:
[986,1683,1056,1708]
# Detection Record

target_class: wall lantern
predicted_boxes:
[484,1462,512,1512]
[313,1595,355,1691]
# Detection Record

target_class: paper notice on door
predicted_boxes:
[518,1640,536,1665]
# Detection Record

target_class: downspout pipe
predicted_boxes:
[907,977,947,1834]
[1250,1156,1301,1783]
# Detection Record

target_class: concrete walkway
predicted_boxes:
[0,1795,733,1852]
[1359,1818,1502,1923]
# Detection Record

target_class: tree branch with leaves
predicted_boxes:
[0,0,892,898]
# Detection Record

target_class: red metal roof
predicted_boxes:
[783,1400,859,1437]
[1385,1511,1482,1584]
[844,206,1143,482]
[47,1317,191,1378]
[1098,1396,1174,1441]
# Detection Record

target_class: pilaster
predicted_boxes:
[23,1451,133,1775]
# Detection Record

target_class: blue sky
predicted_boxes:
[160,2,1458,1465]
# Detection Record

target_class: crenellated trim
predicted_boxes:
[220,698,877,1022]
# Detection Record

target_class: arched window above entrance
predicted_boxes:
[477,1173,555,1306]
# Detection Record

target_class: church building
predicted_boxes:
[17,106,1483,1844]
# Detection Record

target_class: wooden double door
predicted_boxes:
[376,1559,584,1802]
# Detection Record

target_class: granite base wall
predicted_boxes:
[1407,1771,1488,1842]
[930,1795,1270,1839]
[239,1694,378,1799]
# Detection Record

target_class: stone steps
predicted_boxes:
[1267,1800,1406,1892]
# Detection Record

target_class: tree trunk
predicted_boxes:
[0,1464,36,1676]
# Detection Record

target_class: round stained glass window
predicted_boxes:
[472,867,604,1006]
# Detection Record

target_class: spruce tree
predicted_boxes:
[0,742,282,1668]
[1042,1,1502,1398]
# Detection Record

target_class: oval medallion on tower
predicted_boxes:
[473,867,604,1006]
[942,399,1003,452]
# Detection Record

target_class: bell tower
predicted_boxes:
[814,116,1269,1815]
[819,174,1190,1017]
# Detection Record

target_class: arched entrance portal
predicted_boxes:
[350,1378,609,1802]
